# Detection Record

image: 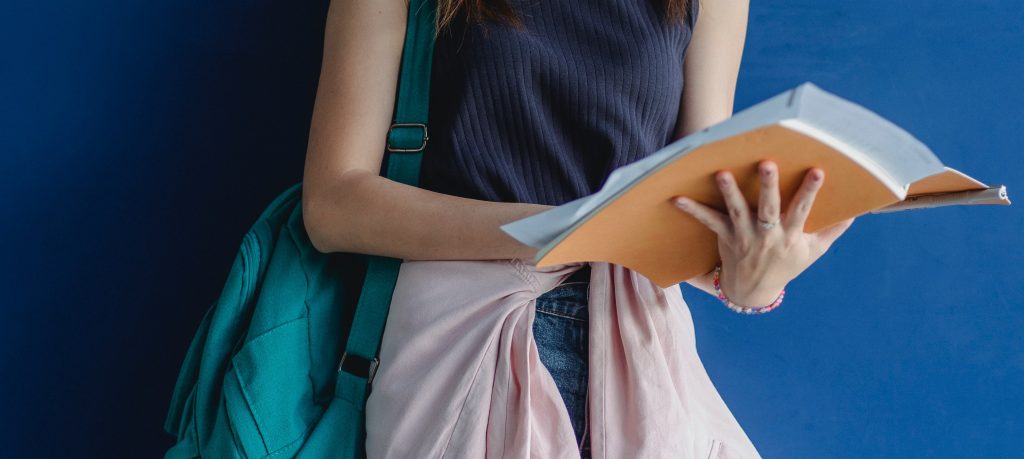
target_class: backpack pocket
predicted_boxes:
[223,315,320,458]
[294,370,367,459]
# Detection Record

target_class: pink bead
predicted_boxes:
[711,264,783,315]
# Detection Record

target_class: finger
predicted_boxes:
[715,170,753,235]
[757,160,781,230]
[783,167,825,234]
[673,196,731,236]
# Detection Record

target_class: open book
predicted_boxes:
[501,82,1011,288]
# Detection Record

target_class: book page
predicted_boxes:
[796,83,946,188]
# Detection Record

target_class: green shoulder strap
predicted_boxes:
[336,0,437,397]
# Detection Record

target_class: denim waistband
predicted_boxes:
[535,281,589,321]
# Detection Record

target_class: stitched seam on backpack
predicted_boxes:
[286,222,320,424]
[235,316,308,455]
[265,426,315,459]
[260,227,319,459]
[235,231,270,455]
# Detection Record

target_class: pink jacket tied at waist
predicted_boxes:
[365,258,761,458]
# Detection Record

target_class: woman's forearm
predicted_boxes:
[302,168,550,261]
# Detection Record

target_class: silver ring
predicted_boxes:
[757,218,779,230]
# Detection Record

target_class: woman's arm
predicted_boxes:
[672,0,750,297]
[302,0,549,260]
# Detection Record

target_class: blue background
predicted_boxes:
[1,0,1020,456]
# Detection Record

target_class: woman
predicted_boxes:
[301,0,855,456]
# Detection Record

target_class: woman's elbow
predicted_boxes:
[302,189,340,254]
[302,168,378,254]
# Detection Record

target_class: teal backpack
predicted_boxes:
[162,0,436,456]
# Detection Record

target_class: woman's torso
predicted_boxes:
[418,0,700,206]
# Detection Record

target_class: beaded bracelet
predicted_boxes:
[712,265,785,314]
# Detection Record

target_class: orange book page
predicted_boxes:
[535,125,904,288]
[907,167,988,195]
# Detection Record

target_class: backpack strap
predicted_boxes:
[338,0,436,393]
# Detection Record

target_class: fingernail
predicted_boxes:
[813,170,824,181]
[675,198,690,208]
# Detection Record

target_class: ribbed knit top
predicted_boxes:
[418,0,700,206]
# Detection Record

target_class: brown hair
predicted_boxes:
[431,0,695,36]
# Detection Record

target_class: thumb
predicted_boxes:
[813,216,856,245]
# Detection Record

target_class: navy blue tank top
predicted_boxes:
[418,0,700,206]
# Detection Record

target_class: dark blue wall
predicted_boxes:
[1,0,1021,457]
[2,1,330,456]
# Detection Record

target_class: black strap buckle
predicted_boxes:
[338,351,380,385]
[385,122,429,153]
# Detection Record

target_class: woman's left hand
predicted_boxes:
[671,160,856,307]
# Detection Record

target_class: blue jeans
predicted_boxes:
[533,280,591,457]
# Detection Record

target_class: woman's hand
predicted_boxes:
[672,160,856,307]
